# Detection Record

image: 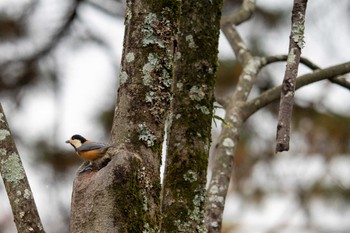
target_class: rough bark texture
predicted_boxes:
[0,103,45,233]
[71,1,179,232]
[160,1,223,232]
[70,150,144,233]
[276,0,308,152]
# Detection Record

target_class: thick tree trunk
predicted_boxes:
[71,1,179,232]
[160,1,223,232]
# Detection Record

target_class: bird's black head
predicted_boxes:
[71,134,87,143]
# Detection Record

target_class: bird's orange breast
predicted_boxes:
[76,149,105,161]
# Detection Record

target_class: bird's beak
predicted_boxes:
[65,140,70,143]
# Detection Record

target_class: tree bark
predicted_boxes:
[71,1,179,232]
[275,0,308,152]
[160,1,223,232]
[0,103,45,233]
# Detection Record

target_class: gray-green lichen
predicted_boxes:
[174,189,207,233]
[138,123,156,147]
[185,35,197,49]
[287,48,296,64]
[183,170,198,182]
[195,105,210,115]
[145,91,155,104]
[176,82,183,90]
[120,71,129,85]
[0,148,6,156]
[0,152,25,184]
[141,53,172,118]
[126,52,135,63]
[142,13,165,48]
[0,129,10,140]
[23,189,31,199]
[292,12,305,48]
[143,223,158,233]
[189,86,205,101]
[175,51,181,60]
[142,53,158,86]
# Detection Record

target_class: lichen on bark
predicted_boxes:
[160,1,223,232]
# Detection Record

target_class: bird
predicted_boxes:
[65,134,113,173]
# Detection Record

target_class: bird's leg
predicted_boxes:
[77,161,96,174]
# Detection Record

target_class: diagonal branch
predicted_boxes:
[264,55,350,90]
[242,61,350,119]
[275,0,308,152]
[0,103,45,233]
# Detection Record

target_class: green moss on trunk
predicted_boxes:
[160,0,223,232]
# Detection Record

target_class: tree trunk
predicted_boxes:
[71,1,179,232]
[160,1,223,232]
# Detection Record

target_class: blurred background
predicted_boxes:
[0,0,350,232]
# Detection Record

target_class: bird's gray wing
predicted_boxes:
[77,142,110,152]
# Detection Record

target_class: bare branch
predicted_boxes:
[242,61,350,119]
[276,0,308,152]
[221,0,256,26]
[206,57,263,233]
[264,55,350,90]
[0,103,45,233]
[221,24,252,66]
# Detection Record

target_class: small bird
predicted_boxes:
[65,134,113,173]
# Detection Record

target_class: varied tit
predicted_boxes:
[65,134,113,172]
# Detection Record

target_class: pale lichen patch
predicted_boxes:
[0,153,25,184]
[195,105,210,115]
[142,13,165,48]
[138,123,156,147]
[223,138,234,148]
[185,35,197,49]
[189,86,205,101]
[287,48,296,64]
[120,71,129,85]
[292,12,305,48]
[126,52,135,63]
[23,189,31,199]
[0,129,10,140]
[183,170,197,182]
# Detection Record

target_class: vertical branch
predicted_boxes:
[160,1,223,232]
[205,57,263,233]
[0,103,45,233]
[275,0,308,152]
[205,2,263,232]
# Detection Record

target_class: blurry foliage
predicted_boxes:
[0,0,122,174]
